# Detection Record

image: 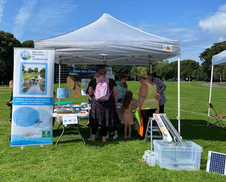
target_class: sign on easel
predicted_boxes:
[153,114,172,142]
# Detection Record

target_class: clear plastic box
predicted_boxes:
[153,140,203,171]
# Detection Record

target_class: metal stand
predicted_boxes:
[57,121,63,129]
[145,117,163,150]
[153,114,183,143]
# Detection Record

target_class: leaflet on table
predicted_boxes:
[63,114,78,125]
[11,48,55,147]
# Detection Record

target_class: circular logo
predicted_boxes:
[25,132,31,138]
[21,51,31,60]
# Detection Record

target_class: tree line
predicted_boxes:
[1,30,226,84]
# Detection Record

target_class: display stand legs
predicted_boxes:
[56,124,86,146]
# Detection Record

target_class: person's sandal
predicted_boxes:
[113,135,118,139]
[87,138,95,142]
[102,136,107,142]
[87,135,96,142]
[138,158,146,163]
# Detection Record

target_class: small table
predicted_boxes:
[53,113,89,146]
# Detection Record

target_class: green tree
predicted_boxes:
[180,60,200,80]
[153,60,175,80]
[21,40,34,48]
[34,67,38,73]
[0,31,21,83]
[136,66,148,76]
[213,66,224,82]
[28,68,33,73]
[130,65,137,80]
[40,68,45,78]
[199,41,226,81]
[22,64,25,72]
[111,65,133,80]
[222,66,226,82]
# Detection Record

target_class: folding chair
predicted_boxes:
[207,103,226,129]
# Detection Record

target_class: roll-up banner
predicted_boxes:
[11,48,55,148]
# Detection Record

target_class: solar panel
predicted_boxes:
[206,151,226,175]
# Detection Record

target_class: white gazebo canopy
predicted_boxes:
[34,13,180,66]
[208,50,226,125]
[34,13,182,132]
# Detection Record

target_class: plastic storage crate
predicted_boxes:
[153,140,203,171]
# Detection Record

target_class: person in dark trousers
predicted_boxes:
[88,67,119,142]
[6,80,13,140]
[86,72,99,140]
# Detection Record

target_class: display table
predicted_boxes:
[53,112,89,146]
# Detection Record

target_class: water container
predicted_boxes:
[153,140,203,171]
[147,151,155,166]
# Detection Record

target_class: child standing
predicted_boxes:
[121,91,136,139]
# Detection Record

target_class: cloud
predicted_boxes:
[199,3,226,41]
[34,3,77,26]
[12,0,38,40]
[136,21,215,63]
[17,0,77,41]
[0,0,7,24]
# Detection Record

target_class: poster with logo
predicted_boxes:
[57,88,70,98]
[63,114,78,126]
[11,48,55,147]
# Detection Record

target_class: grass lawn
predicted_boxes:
[22,72,40,79]
[0,82,226,182]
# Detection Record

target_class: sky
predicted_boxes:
[1,0,226,64]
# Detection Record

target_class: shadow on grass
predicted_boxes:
[171,119,226,141]
[52,118,226,147]
[52,124,88,146]
[52,123,143,147]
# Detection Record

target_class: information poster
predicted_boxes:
[11,48,55,147]
[63,114,78,125]
[81,79,91,86]
[81,88,87,95]
[57,88,70,98]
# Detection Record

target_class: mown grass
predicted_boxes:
[0,82,226,182]
[22,72,40,79]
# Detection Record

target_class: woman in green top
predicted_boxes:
[117,74,128,103]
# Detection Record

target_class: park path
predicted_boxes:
[201,83,226,88]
